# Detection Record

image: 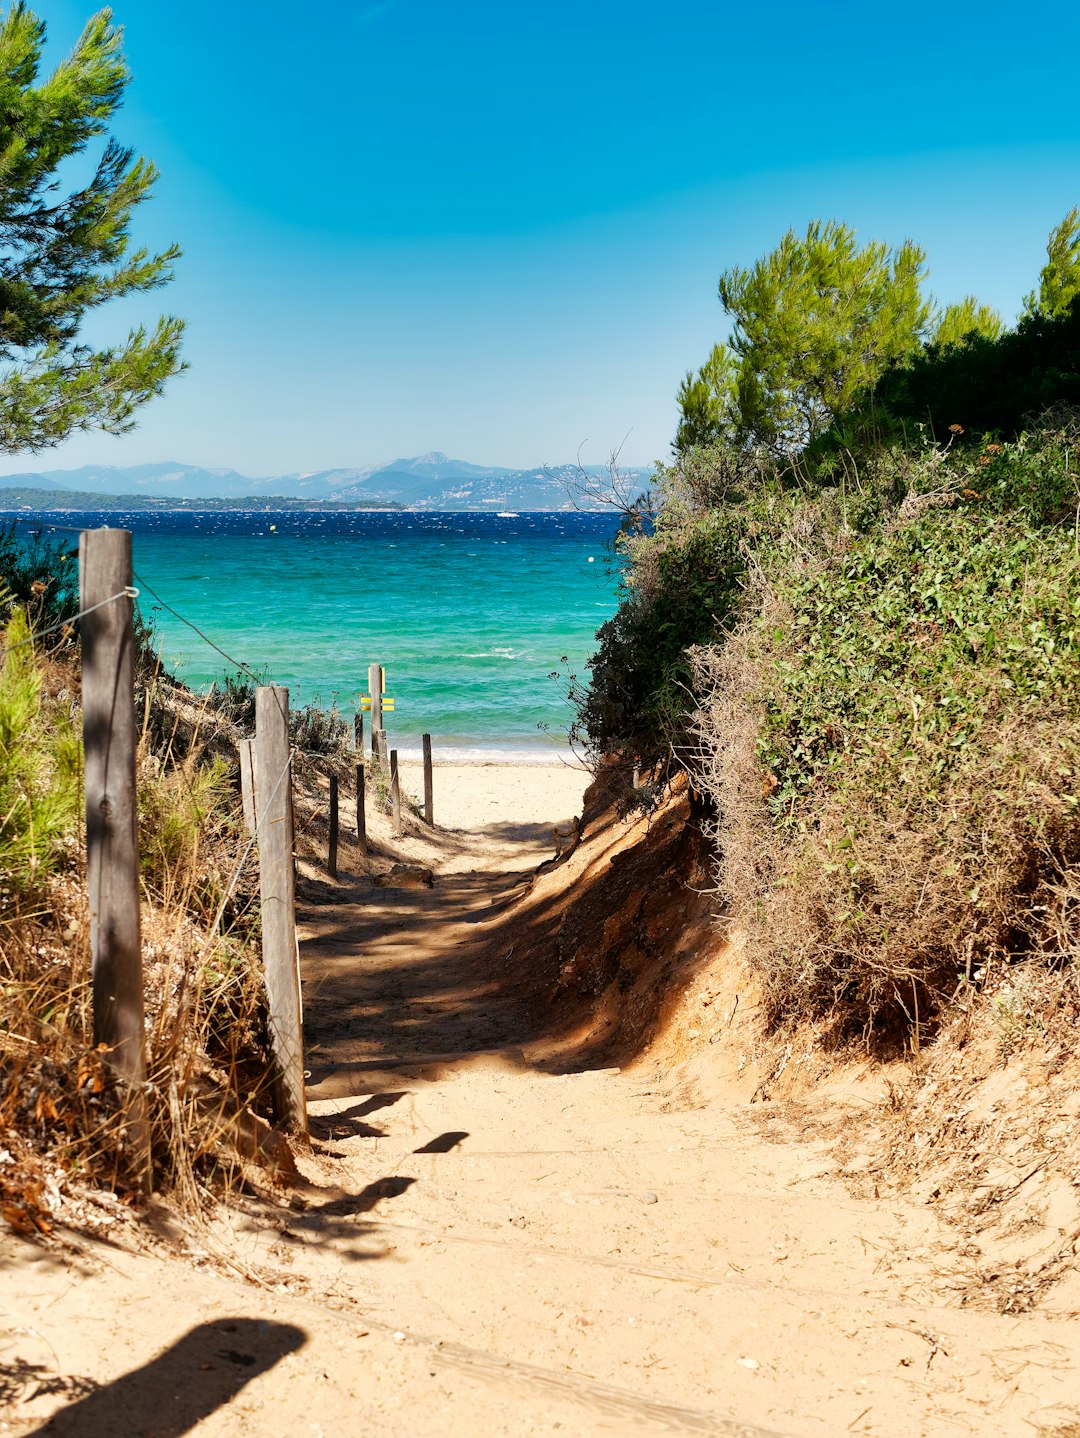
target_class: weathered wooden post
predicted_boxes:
[239,737,258,835]
[353,708,363,755]
[80,527,150,1187]
[356,762,367,855]
[390,748,402,833]
[376,727,389,772]
[254,685,306,1131]
[422,733,434,826]
[328,772,339,879]
[367,663,383,758]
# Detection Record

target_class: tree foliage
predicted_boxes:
[674,342,736,455]
[0,3,183,452]
[1024,207,1080,321]
[677,221,931,455]
[932,295,1003,348]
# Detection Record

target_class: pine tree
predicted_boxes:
[0,3,183,452]
[932,296,1003,349]
[1024,208,1080,321]
[676,221,931,455]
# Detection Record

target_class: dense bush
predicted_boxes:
[579,423,1080,1035]
[0,523,79,634]
[690,432,1080,1034]
[867,297,1080,443]
[577,506,746,774]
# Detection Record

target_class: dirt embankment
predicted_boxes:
[488,771,1080,1321]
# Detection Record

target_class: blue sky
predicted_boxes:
[3,0,1079,476]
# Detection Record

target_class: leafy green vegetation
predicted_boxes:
[693,434,1080,1032]
[0,607,81,894]
[583,207,1080,1038]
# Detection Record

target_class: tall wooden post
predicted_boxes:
[356,762,367,856]
[327,772,339,879]
[80,528,150,1187]
[390,748,402,834]
[254,685,306,1131]
[376,728,389,773]
[367,663,383,757]
[422,733,434,826]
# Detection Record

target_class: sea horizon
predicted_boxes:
[5,507,624,758]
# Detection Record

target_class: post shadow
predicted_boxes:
[21,1318,306,1437]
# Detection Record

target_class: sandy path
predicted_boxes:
[7,763,1080,1436]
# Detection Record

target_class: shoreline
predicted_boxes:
[395,757,592,831]
[390,745,588,768]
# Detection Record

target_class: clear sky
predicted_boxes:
[3,0,1080,477]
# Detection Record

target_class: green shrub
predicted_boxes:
[0,609,81,896]
[577,489,749,773]
[692,434,1080,1034]
[0,523,79,638]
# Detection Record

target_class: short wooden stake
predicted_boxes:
[239,737,258,835]
[80,527,150,1187]
[353,708,363,754]
[390,748,401,833]
[355,762,367,855]
[328,772,339,878]
[422,733,434,825]
[254,685,306,1131]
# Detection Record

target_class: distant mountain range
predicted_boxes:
[0,452,651,511]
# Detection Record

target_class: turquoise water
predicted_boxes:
[13,510,623,760]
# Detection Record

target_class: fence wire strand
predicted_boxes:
[0,585,138,664]
[132,568,265,687]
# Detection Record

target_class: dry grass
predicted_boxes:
[0,625,291,1240]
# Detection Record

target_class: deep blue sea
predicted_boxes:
[5,509,624,760]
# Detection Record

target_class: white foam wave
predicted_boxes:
[393,745,587,767]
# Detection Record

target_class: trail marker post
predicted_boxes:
[356,761,367,855]
[254,685,306,1131]
[367,664,383,756]
[328,772,339,879]
[80,527,151,1188]
[422,733,434,826]
[390,748,402,833]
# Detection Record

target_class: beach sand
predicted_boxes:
[395,757,590,839]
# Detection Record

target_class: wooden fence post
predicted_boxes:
[328,772,339,879]
[239,737,258,835]
[356,762,367,855]
[353,708,363,755]
[254,685,307,1131]
[367,663,383,756]
[390,748,401,833]
[80,527,150,1187]
[422,733,434,826]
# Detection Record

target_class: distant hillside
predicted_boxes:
[0,451,651,509]
[0,486,404,513]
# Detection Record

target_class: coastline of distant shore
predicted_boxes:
[0,489,611,514]
[0,487,409,513]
